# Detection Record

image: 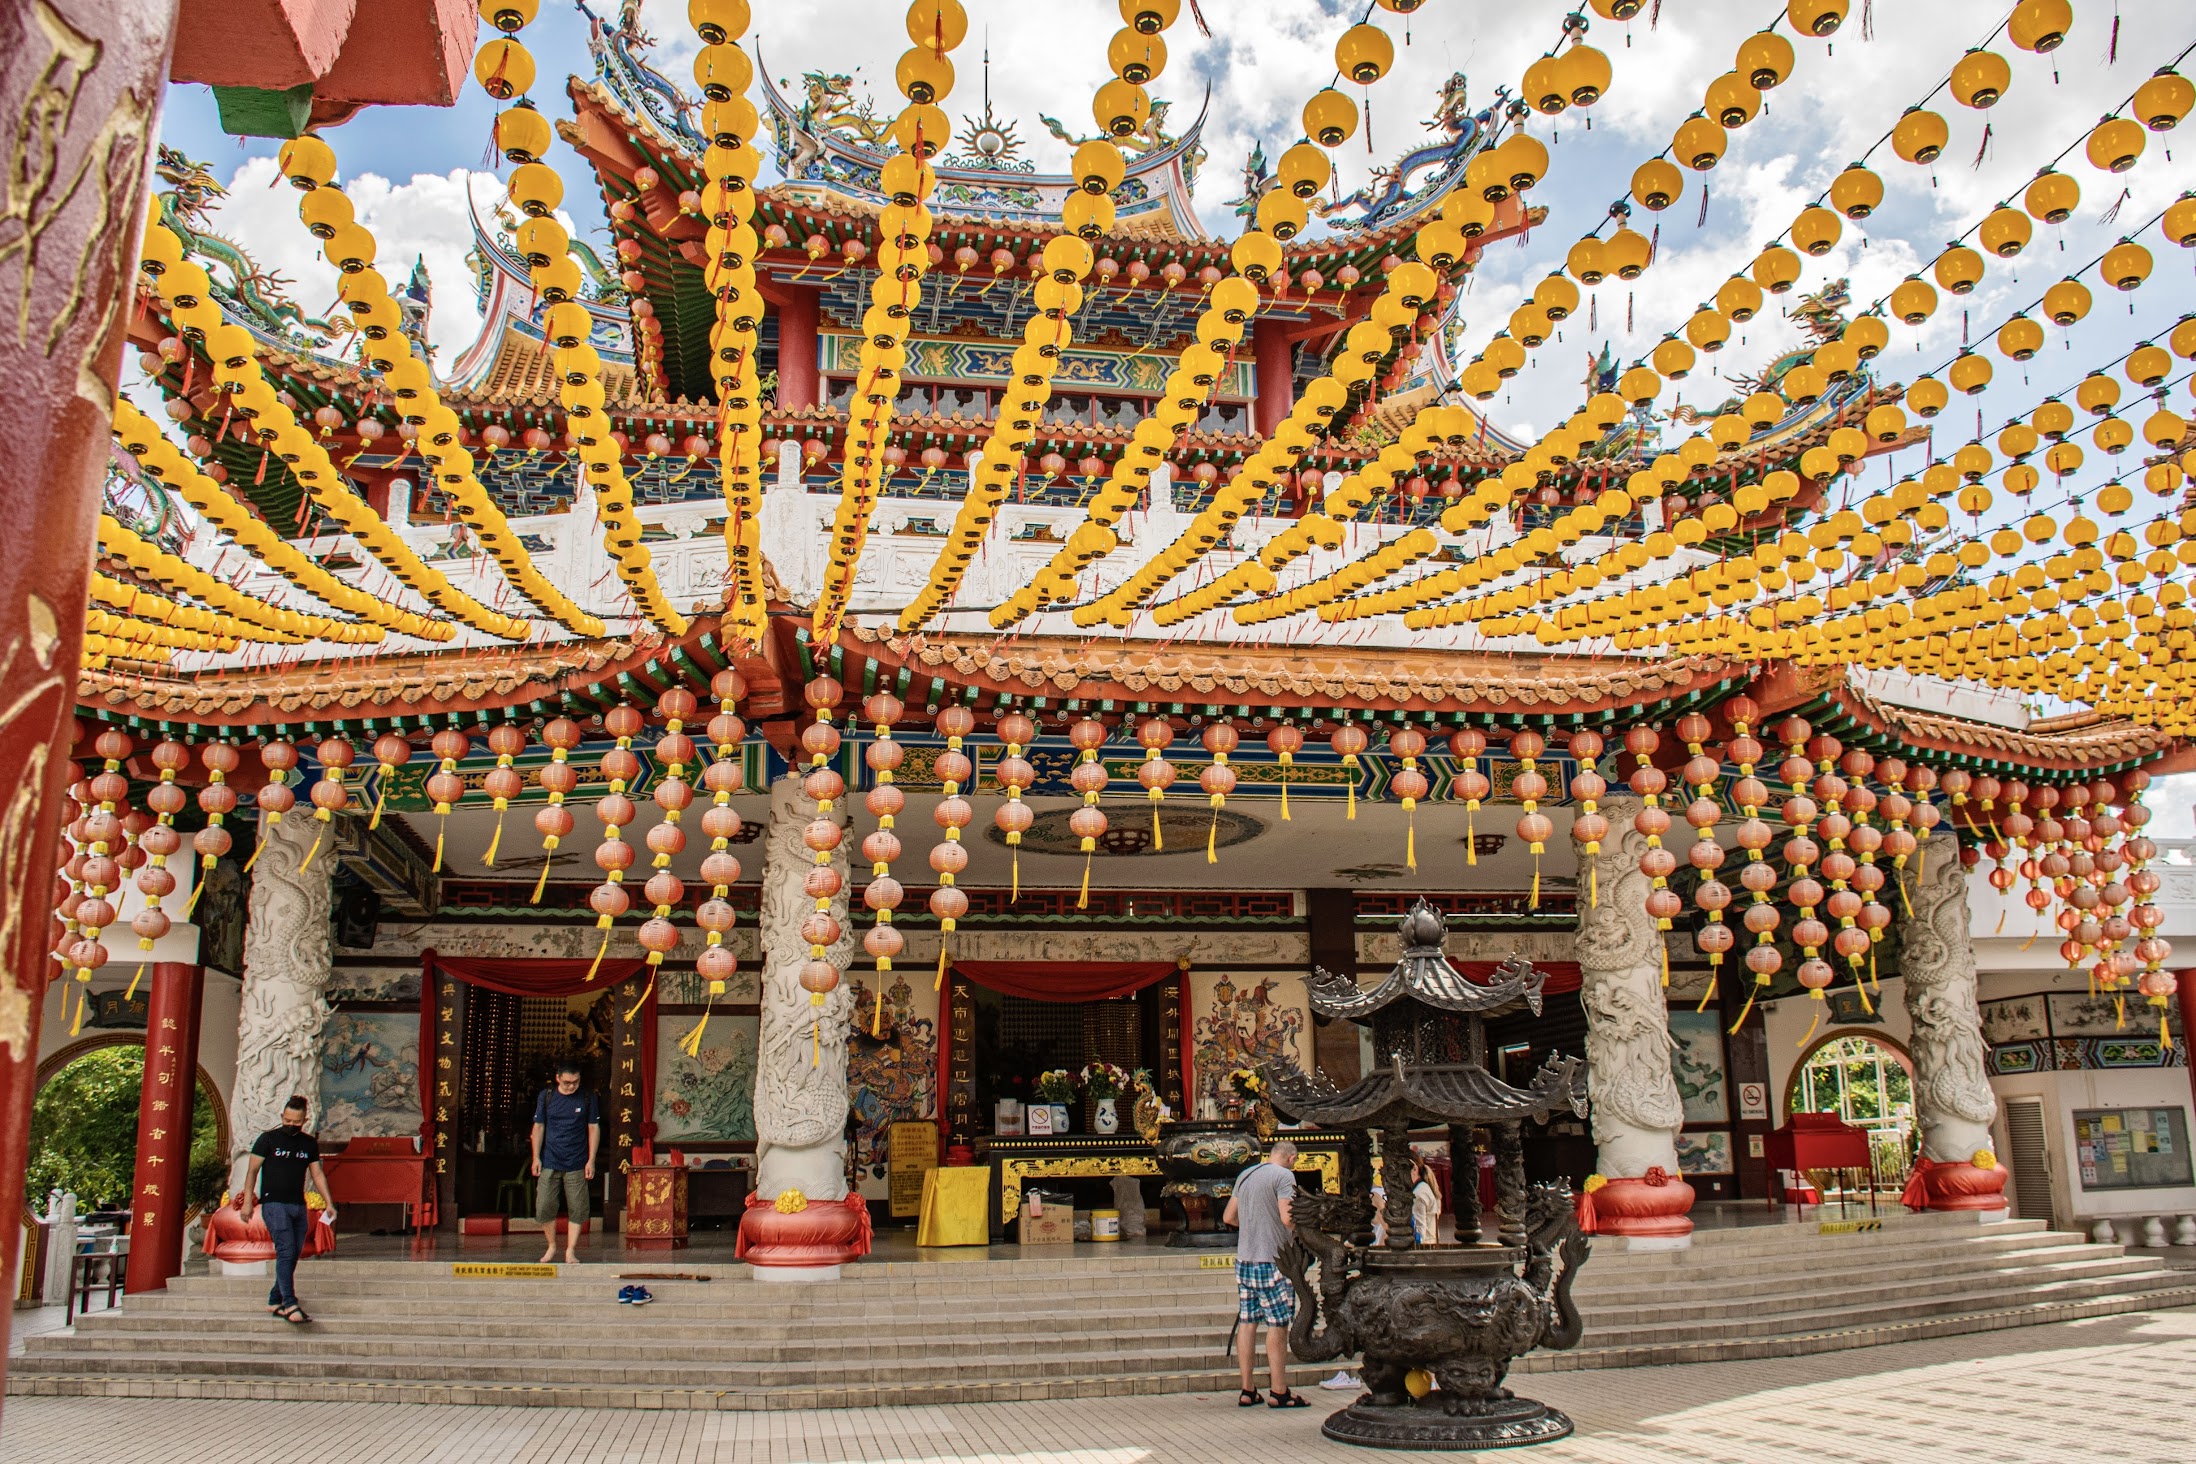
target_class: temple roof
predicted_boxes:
[1260,1052,1588,1129]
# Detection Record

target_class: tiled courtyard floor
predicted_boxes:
[5,1307,2188,1462]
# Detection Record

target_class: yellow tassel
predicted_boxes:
[1729,984,1760,1034]
[69,989,85,1037]
[1855,974,1874,1015]
[484,815,504,868]
[872,982,884,1037]
[1994,909,2005,935]
[584,928,610,982]
[679,998,712,1058]
[297,827,324,872]
[1078,854,1092,910]
[812,1021,820,1067]
[1530,860,1540,909]
[2162,1012,2173,1051]
[1207,810,1219,865]
[2114,995,2126,1030]
[1589,863,1597,909]
[1152,799,1164,851]
[622,972,656,1024]
[1916,842,1928,887]
[1011,847,1020,901]
[531,857,552,905]
[1466,808,1476,865]
[241,833,268,875]
[1280,772,1290,821]
[432,819,445,874]
[1797,1003,1822,1048]
[185,875,207,918]
[1897,873,1912,917]
[1347,782,1356,820]
[1661,943,1670,988]
[1406,814,1416,872]
[369,785,386,831]
[1870,947,1879,989]
[934,939,949,992]
[1695,973,1717,1012]
[125,964,145,1002]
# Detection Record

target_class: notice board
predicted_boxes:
[889,1120,940,1218]
[2073,1106,2194,1191]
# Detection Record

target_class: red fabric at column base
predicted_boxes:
[1902,1157,2009,1212]
[1590,1170,1696,1237]
[126,963,204,1293]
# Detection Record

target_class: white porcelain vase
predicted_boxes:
[1094,1098,1119,1135]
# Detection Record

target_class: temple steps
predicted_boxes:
[14,1212,2196,1409]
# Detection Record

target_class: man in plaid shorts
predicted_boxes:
[1223,1138,1309,1407]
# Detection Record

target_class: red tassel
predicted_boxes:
[1972,121,1992,170]
[2109,6,2120,64]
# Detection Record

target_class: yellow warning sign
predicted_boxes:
[1199,1255,1234,1269]
[1817,1219,1884,1235]
[451,1262,560,1278]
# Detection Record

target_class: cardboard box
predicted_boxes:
[1017,1203,1075,1244]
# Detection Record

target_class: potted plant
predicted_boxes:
[1225,1067,1264,1122]
[1080,1062,1129,1134]
[1035,1070,1078,1134]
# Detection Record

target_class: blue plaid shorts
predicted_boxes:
[1236,1260,1297,1327]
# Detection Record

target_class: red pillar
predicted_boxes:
[125,963,204,1294]
[0,0,182,1387]
[1252,319,1295,439]
[774,284,821,411]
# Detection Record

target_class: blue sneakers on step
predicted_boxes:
[617,1285,653,1305]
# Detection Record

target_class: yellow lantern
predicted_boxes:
[1949,351,1993,395]
[1997,422,2040,459]
[2031,399,2075,438]
[1686,308,1732,353]
[1606,227,1653,280]
[1782,363,1825,406]
[1523,54,1566,115]
[1255,187,1308,240]
[1866,404,1908,445]
[2024,170,2079,224]
[1509,304,1552,348]
[1303,88,1357,147]
[1074,139,1125,194]
[1716,276,1763,322]
[1752,244,1802,294]
[1465,149,1510,203]
[2043,441,2083,477]
[1336,24,1394,85]
[1444,187,1496,236]
[1705,73,1761,129]
[1589,0,1645,17]
[1484,335,1527,378]
[2134,68,2193,132]
[2094,418,2135,456]
[2127,343,2172,387]
[2087,116,2146,174]
[1892,108,1948,165]
[1535,272,1581,322]
[1414,219,1466,271]
[1497,133,1549,192]
[1905,377,1948,418]
[1631,158,1683,211]
[1673,114,1727,170]
[474,37,535,100]
[494,103,553,163]
[1890,276,1937,325]
[277,134,336,189]
[1561,45,1613,106]
[1230,230,1282,282]
[1791,204,1842,256]
[1997,316,2045,362]
[1934,244,1985,295]
[895,45,953,102]
[2165,193,2196,248]
[1107,26,1165,83]
[2174,315,2196,359]
[1277,140,1330,199]
[1951,50,2012,110]
[2008,0,2071,53]
[2040,278,2091,327]
[2145,408,2188,449]
[1815,339,1859,381]
[1830,165,1882,220]
[1979,205,2032,257]
[1652,336,1696,380]
[1953,442,1994,482]
[1618,365,1663,406]
[2076,373,2121,416]
[2102,239,2153,292]
[1567,237,1608,284]
[1787,0,1848,38]
[1739,30,1795,88]
[1843,315,1888,360]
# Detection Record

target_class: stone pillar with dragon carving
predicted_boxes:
[1900,832,2008,1212]
[738,772,867,1277]
[1572,795,1695,1241]
[205,808,336,1268]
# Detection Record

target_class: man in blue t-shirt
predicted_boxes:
[531,1061,600,1264]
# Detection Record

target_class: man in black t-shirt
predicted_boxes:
[531,1061,600,1264]
[239,1095,335,1323]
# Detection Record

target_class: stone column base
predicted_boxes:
[736,1192,872,1271]
[1903,1160,2009,1213]
[1588,1172,1696,1239]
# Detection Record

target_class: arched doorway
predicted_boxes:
[28,1036,228,1218]
[1784,1032,1917,1193]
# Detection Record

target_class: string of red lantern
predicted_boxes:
[1512,731,1552,906]
[1627,726,1677,987]
[799,676,847,1066]
[1069,717,1110,908]
[1568,731,1607,907]
[426,728,470,872]
[187,740,239,916]
[369,733,410,832]
[1201,721,1238,866]
[301,734,353,872]
[635,688,699,1011]
[531,716,583,904]
[1674,714,1730,996]
[586,705,646,982]
[251,738,299,875]
[128,739,191,999]
[1266,722,1302,821]
[996,712,1037,897]
[1136,717,1176,848]
[1719,700,1774,1015]
[929,705,975,989]
[1451,728,1489,865]
[862,693,907,1035]
[683,670,747,1056]
[1332,721,1368,820]
[1387,726,1427,872]
[483,723,527,867]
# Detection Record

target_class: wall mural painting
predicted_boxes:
[317,1011,422,1141]
[1190,973,1306,1116]
[653,1013,758,1142]
[1666,1010,1730,1126]
[845,972,938,1185]
[1676,1130,1733,1176]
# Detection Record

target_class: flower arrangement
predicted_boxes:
[1079,1062,1129,1099]
[1227,1067,1264,1100]
[1035,1069,1079,1104]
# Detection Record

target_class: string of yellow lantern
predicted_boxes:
[137,218,532,640]
[111,398,415,641]
[89,569,304,647]
[472,0,687,635]
[272,136,607,638]
[93,515,351,645]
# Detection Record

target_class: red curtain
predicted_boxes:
[420,949,648,997]
[1449,959,1581,996]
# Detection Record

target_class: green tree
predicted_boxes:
[27,1046,224,1213]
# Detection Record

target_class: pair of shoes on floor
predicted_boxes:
[616,1285,653,1305]
[1318,1371,1360,1391]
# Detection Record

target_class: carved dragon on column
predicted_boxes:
[1571,795,1693,1237]
[1900,833,2008,1211]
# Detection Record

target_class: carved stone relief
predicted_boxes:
[1571,797,1684,1177]
[227,811,333,1163]
[1902,833,1999,1161]
[752,772,855,1202]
